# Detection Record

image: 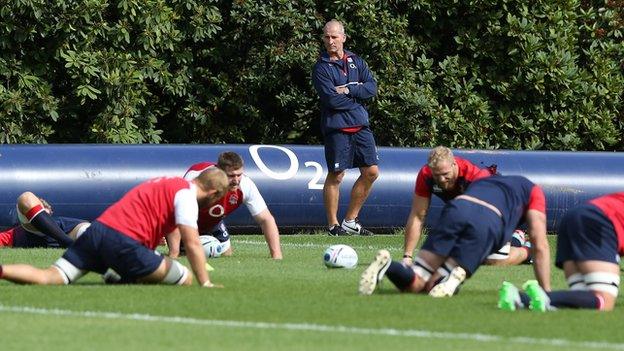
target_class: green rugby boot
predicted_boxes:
[498,281,522,311]
[522,280,551,312]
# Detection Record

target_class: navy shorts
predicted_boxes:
[206,220,230,243]
[556,204,619,268]
[422,200,503,275]
[13,216,85,248]
[62,221,163,280]
[323,127,378,172]
[12,227,59,248]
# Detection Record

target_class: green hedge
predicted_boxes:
[1,0,622,150]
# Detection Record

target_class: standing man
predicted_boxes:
[498,192,623,312]
[0,168,228,287]
[359,175,551,297]
[312,19,379,236]
[403,146,531,267]
[170,151,282,260]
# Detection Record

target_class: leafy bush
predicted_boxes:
[0,0,622,150]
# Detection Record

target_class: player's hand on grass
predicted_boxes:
[202,281,224,288]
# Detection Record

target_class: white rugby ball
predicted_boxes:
[199,235,227,258]
[323,244,358,269]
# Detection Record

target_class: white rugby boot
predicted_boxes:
[428,266,466,297]
[358,249,391,295]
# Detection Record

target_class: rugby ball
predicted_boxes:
[199,235,227,258]
[323,244,358,269]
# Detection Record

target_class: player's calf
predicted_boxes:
[0,263,69,285]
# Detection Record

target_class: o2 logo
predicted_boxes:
[248,145,324,190]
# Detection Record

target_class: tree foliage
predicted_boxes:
[0,0,622,150]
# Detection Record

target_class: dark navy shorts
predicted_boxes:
[206,220,230,243]
[13,216,85,248]
[323,126,378,172]
[62,221,163,280]
[556,204,619,268]
[422,199,503,275]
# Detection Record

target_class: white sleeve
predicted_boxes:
[183,171,200,181]
[183,164,216,180]
[173,184,199,228]
[240,175,268,216]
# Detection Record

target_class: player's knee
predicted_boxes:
[362,166,379,182]
[585,272,620,298]
[326,170,345,184]
[52,258,86,284]
[71,223,91,240]
[40,267,66,285]
[485,243,513,266]
[219,239,232,256]
[181,271,193,286]
[16,192,42,218]
[409,257,434,292]
[566,273,587,290]
[222,246,233,256]
[161,259,190,285]
[575,271,620,311]
[17,192,38,207]
[407,280,426,293]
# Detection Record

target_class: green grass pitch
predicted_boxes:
[1,234,623,351]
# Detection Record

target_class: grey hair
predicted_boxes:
[323,19,345,35]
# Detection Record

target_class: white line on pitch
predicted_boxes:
[0,305,622,350]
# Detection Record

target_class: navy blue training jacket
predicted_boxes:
[311,50,377,135]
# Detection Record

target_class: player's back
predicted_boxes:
[590,192,624,254]
[465,175,540,234]
[98,177,192,249]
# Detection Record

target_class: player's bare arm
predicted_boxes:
[254,208,282,259]
[179,224,219,287]
[165,228,181,258]
[526,209,551,291]
[403,194,430,264]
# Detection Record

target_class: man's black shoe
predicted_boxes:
[328,224,350,236]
